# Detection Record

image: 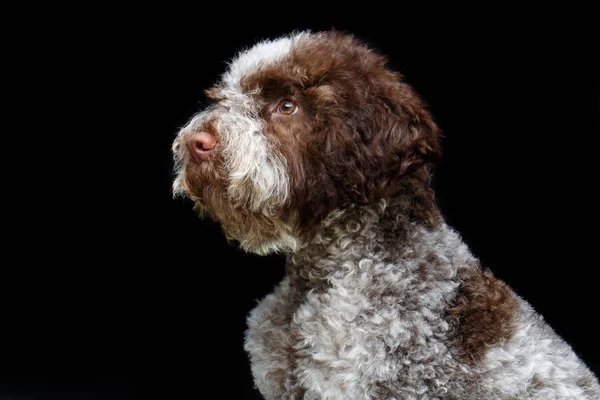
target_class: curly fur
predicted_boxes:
[172,31,600,399]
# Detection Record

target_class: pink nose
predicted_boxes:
[187,131,216,163]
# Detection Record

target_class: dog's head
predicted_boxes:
[172,31,441,254]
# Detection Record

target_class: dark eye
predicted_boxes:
[277,100,298,115]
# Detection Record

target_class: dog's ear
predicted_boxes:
[322,75,442,204]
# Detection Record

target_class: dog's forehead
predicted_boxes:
[219,33,306,96]
[210,31,383,100]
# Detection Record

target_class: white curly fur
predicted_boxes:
[481,300,599,399]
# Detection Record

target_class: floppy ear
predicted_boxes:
[324,77,442,204]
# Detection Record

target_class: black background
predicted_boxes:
[3,7,598,399]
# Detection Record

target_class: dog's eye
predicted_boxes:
[277,100,298,115]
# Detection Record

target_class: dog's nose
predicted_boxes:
[187,131,216,163]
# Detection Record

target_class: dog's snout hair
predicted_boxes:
[173,55,296,253]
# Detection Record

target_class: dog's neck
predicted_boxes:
[286,189,470,293]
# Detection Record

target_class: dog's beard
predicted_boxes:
[196,196,298,255]
[178,170,297,254]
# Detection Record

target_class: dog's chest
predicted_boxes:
[245,270,462,399]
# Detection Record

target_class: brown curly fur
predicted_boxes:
[447,263,519,364]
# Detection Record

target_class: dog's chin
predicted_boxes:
[192,198,299,256]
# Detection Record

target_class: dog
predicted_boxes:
[172,31,600,399]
